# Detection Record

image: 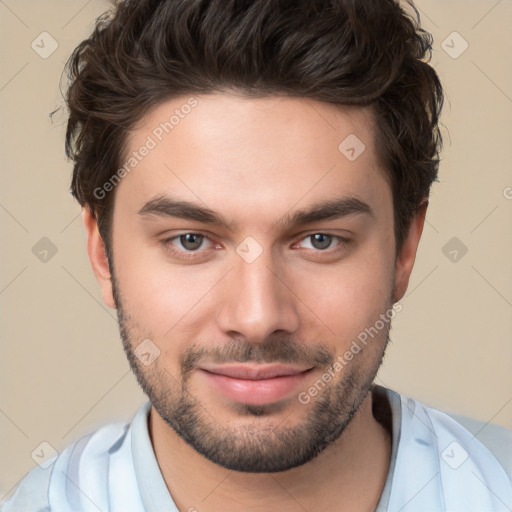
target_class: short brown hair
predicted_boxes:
[64,0,444,253]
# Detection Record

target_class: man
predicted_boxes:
[3,0,511,511]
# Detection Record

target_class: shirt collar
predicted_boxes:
[130,385,402,511]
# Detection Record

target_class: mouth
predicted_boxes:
[197,364,314,405]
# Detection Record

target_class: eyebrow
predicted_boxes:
[138,194,373,232]
[276,196,373,230]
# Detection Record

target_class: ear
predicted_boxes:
[82,208,116,309]
[393,200,428,302]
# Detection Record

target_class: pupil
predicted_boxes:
[312,234,331,250]
[181,234,202,250]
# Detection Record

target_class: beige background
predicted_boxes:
[1,0,511,502]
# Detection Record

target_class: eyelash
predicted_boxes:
[161,232,351,260]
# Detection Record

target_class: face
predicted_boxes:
[93,94,408,473]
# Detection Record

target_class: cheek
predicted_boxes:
[290,245,394,346]
[113,236,224,342]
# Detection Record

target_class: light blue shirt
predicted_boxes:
[3,385,512,511]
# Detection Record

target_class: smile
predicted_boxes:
[198,364,314,405]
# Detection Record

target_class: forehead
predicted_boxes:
[117,93,391,228]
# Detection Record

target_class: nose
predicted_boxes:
[215,248,300,343]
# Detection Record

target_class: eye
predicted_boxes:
[177,233,206,251]
[308,233,333,250]
[163,233,215,257]
[294,233,350,252]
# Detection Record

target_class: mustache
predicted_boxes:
[180,337,335,374]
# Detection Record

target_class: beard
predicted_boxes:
[110,267,391,473]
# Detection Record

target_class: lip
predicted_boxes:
[198,364,313,405]
[200,363,313,380]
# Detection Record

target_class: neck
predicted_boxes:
[149,390,391,512]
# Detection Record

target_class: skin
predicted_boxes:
[84,93,426,512]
